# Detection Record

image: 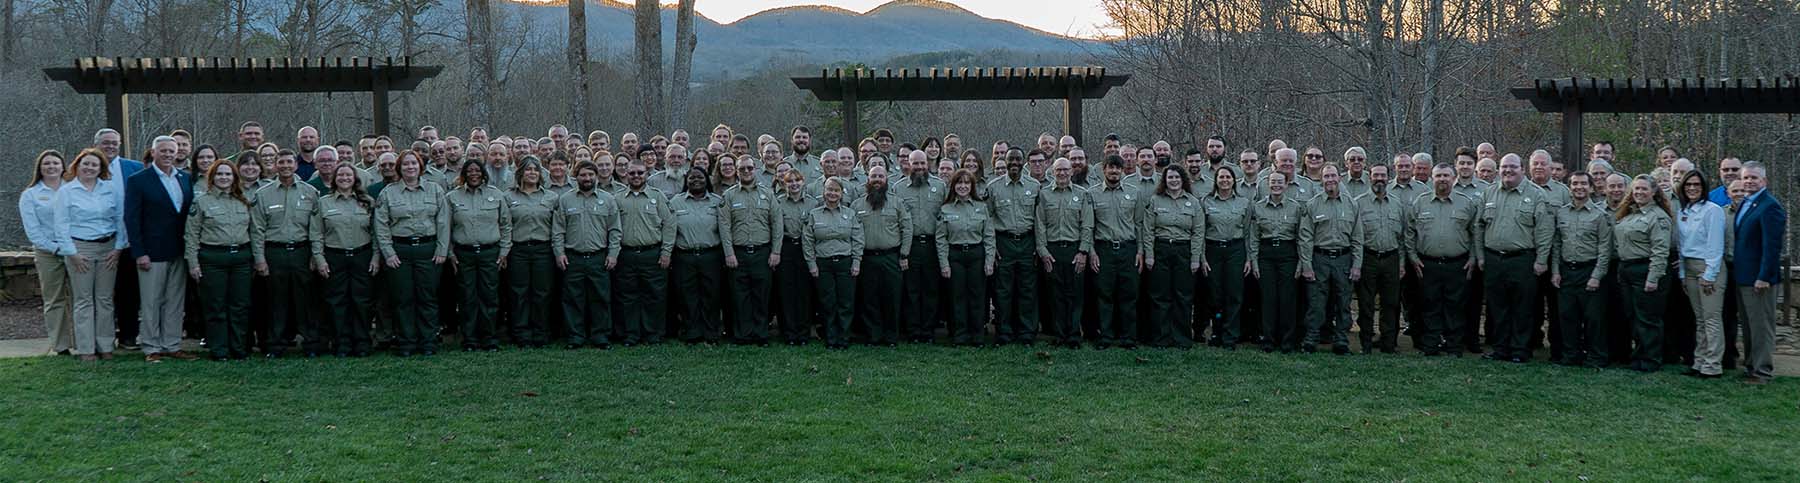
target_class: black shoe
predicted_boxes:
[210,355,229,361]
[1680,369,1704,377]
[1333,346,1350,355]
[594,343,612,350]
[1690,372,1720,379]
[1508,356,1528,364]
[421,349,436,356]
[396,350,413,357]
[1262,345,1276,353]
[264,352,281,359]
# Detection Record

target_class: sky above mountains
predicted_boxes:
[661,0,1112,39]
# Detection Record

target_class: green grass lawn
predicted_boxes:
[2,344,1796,481]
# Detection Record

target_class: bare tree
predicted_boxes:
[568,0,589,129]
[634,0,662,135]
[465,0,495,126]
[1417,0,1444,155]
[2,0,16,68]
[669,0,696,132]
[86,0,113,54]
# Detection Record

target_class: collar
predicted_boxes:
[1262,195,1286,207]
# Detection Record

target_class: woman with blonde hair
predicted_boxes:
[186,160,259,360]
[52,148,127,361]
[1613,174,1675,373]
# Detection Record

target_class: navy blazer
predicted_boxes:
[123,165,195,262]
[113,156,144,180]
[1731,191,1786,286]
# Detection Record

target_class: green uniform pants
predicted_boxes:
[1043,241,1085,345]
[199,245,253,358]
[261,243,320,354]
[616,246,667,344]
[816,255,856,347]
[1149,239,1195,348]
[947,244,987,345]
[1354,249,1402,352]
[561,250,612,346]
[1257,241,1300,351]
[857,250,902,345]
[455,244,502,349]
[1484,251,1538,359]
[1094,240,1138,346]
[1556,261,1606,365]
[775,238,814,344]
[389,240,442,353]
[730,244,774,344]
[1618,259,1666,368]
[322,245,374,354]
[1417,255,1469,355]
[1304,249,1354,349]
[1205,239,1246,346]
[903,237,940,342]
[674,247,724,343]
[993,233,1038,343]
[506,241,554,346]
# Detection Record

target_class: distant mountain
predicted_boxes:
[492,0,1103,77]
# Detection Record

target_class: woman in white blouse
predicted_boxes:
[1673,170,1726,379]
[18,150,73,355]
[52,148,130,361]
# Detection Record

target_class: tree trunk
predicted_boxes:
[1419,0,1443,156]
[1363,0,1394,156]
[2,0,16,68]
[88,0,113,54]
[669,0,696,133]
[401,0,419,130]
[465,0,496,127]
[232,0,248,57]
[568,0,589,130]
[634,0,664,135]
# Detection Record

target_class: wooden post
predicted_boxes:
[1560,100,1583,173]
[841,85,858,148]
[1064,84,1083,150]
[372,67,391,138]
[104,71,131,155]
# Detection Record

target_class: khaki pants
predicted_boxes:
[34,250,74,353]
[1738,285,1779,380]
[137,260,188,354]
[68,240,117,355]
[1682,258,1727,375]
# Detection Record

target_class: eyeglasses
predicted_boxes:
[1305,154,1325,159]
[1683,182,1703,187]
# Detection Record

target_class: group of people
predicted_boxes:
[15,121,1788,383]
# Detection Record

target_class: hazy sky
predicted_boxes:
[678,0,1113,39]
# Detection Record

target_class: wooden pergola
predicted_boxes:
[44,56,442,152]
[792,66,1130,149]
[1512,77,1800,171]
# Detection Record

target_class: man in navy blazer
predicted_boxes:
[96,128,147,348]
[1732,161,1785,384]
[123,135,198,362]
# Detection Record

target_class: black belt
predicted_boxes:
[1419,253,1467,263]
[782,236,803,245]
[1562,259,1597,270]
[622,244,660,252]
[1046,240,1078,248]
[912,235,936,243]
[1365,248,1398,258]
[392,235,436,245]
[865,247,900,256]
[266,240,307,250]
[1618,258,1649,265]
[1206,238,1242,247]
[999,231,1031,240]
[1097,239,1136,250]
[1154,238,1190,245]
[325,244,370,255]
[514,239,550,247]
[1485,248,1529,258]
[567,248,604,257]
[1260,239,1292,247]
[456,242,498,251]
[675,246,718,255]
[201,243,249,252]
[735,243,769,252]
[1315,246,1350,257]
[73,233,116,244]
[950,243,981,251]
[820,254,852,261]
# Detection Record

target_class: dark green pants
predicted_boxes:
[1205,239,1246,346]
[1417,255,1469,354]
[816,255,856,346]
[322,245,374,353]
[674,247,724,343]
[730,244,774,344]
[1257,241,1300,351]
[903,236,940,341]
[1043,241,1085,345]
[1618,260,1666,368]
[775,238,814,343]
[261,243,318,354]
[455,244,502,349]
[1149,239,1195,348]
[506,242,554,346]
[200,245,253,358]
[561,250,612,346]
[1557,261,1607,365]
[616,247,667,344]
[947,244,987,345]
[993,234,1038,343]
[1354,250,1401,352]
[389,241,441,353]
[857,250,903,344]
[1304,249,1354,349]
[1484,251,1538,359]
[1093,240,1138,346]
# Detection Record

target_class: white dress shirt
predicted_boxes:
[153,164,183,212]
[1677,200,1726,282]
[17,181,60,252]
[51,178,129,256]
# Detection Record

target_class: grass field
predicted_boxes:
[2,344,1796,481]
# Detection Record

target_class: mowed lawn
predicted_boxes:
[2,344,1796,481]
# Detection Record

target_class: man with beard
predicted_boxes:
[853,164,911,346]
[1124,147,1160,193]
[1058,135,1077,159]
[895,151,947,343]
[485,141,515,191]
[1476,154,1554,364]
[721,156,782,346]
[613,161,675,345]
[1199,136,1246,188]
[1406,164,1481,356]
[987,150,1041,345]
[553,162,623,349]
[731,134,752,160]
[619,133,639,161]
[1068,148,1091,187]
[1088,155,1144,348]
[1354,164,1405,353]
[783,126,820,178]
[647,144,692,198]
[1298,165,1361,355]
[295,126,321,180]
[1035,158,1092,348]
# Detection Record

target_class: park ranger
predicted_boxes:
[1258,148,1317,203]
[987,150,1041,345]
[1248,166,1305,352]
[310,164,378,357]
[1201,164,1251,349]
[554,162,623,349]
[250,150,320,357]
[445,159,512,352]
[188,161,258,361]
[895,151,947,343]
[1353,164,1407,354]
[1090,156,1146,348]
[782,126,821,179]
[804,178,864,350]
[1527,149,1573,359]
[774,171,817,344]
[937,169,996,347]
[1340,147,1371,198]
[614,161,676,346]
[1035,158,1093,348]
[1143,165,1205,349]
[1477,153,1554,363]
[669,168,727,344]
[1123,147,1160,193]
[647,144,693,198]
[1404,164,1481,356]
[721,156,782,346]
[1298,165,1363,355]
[505,158,558,348]
[374,152,450,357]
[855,164,912,346]
[1612,175,1673,373]
[1550,171,1613,367]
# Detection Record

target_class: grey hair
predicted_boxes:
[93,128,120,144]
[1742,161,1768,178]
[1413,153,1435,165]
[151,135,178,147]
[313,146,338,159]
[1587,159,1615,174]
